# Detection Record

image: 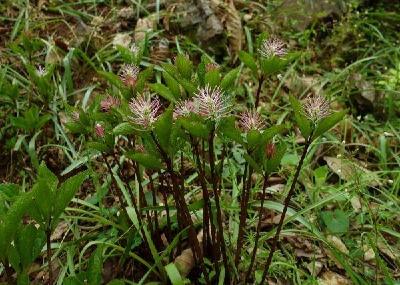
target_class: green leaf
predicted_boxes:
[127,152,163,169]
[175,54,193,80]
[175,77,197,95]
[86,142,110,153]
[135,66,154,94]
[218,116,243,144]
[16,224,45,270]
[243,153,262,173]
[246,130,262,149]
[31,179,54,223]
[165,263,185,285]
[179,117,210,139]
[113,122,136,136]
[261,124,286,143]
[150,83,177,102]
[313,111,345,140]
[264,143,286,174]
[289,95,311,138]
[163,72,181,99]
[259,57,287,76]
[238,51,258,76]
[53,171,89,225]
[87,246,103,285]
[205,69,221,87]
[38,162,59,191]
[154,108,173,153]
[97,71,123,88]
[321,209,349,235]
[0,192,33,258]
[221,68,239,91]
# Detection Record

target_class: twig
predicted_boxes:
[260,133,313,284]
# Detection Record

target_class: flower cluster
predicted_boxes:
[258,38,287,58]
[173,100,196,119]
[172,85,231,121]
[101,95,121,112]
[95,123,105,138]
[238,110,265,132]
[302,94,331,122]
[120,64,140,87]
[128,95,161,129]
[193,85,231,120]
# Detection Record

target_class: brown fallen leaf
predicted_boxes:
[327,235,349,255]
[319,271,351,285]
[324,156,382,187]
[174,230,204,277]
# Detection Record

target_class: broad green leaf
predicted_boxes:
[154,108,173,153]
[38,162,59,191]
[113,122,136,136]
[246,130,262,149]
[221,68,239,91]
[238,51,258,76]
[0,192,33,258]
[205,69,221,87]
[53,171,89,225]
[289,95,311,138]
[127,152,163,169]
[175,54,193,80]
[179,117,210,138]
[135,66,154,93]
[97,71,123,88]
[261,124,286,143]
[86,142,110,153]
[321,209,349,235]
[175,77,197,95]
[87,246,103,285]
[313,111,346,140]
[150,83,177,102]
[260,57,287,76]
[163,72,181,99]
[264,143,286,174]
[218,116,243,144]
[165,263,185,285]
[243,153,261,173]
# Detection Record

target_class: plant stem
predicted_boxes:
[46,229,53,285]
[191,137,215,261]
[254,75,265,109]
[260,134,312,285]
[208,127,229,277]
[235,165,253,268]
[150,132,210,284]
[244,174,269,283]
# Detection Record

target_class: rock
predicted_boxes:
[274,0,347,32]
[112,33,131,48]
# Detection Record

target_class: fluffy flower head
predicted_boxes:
[258,38,287,58]
[238,110,265,132]
[173,100,195,119]
[128,95,161,129]
[95,123,105,138]
[302,94,331,122]
[120,64,140,87]
[193,85,231,120]
[101,95,120,112]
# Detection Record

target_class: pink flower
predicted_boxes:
[101,95,120,112]
[193,85,231,120]
[120,64,140,87]
[302,94,331,122]
[173,100,195,119]
[238,110,265,132]
[258,38,287,58]
[128,95,161,129]
[95,123,105,138]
